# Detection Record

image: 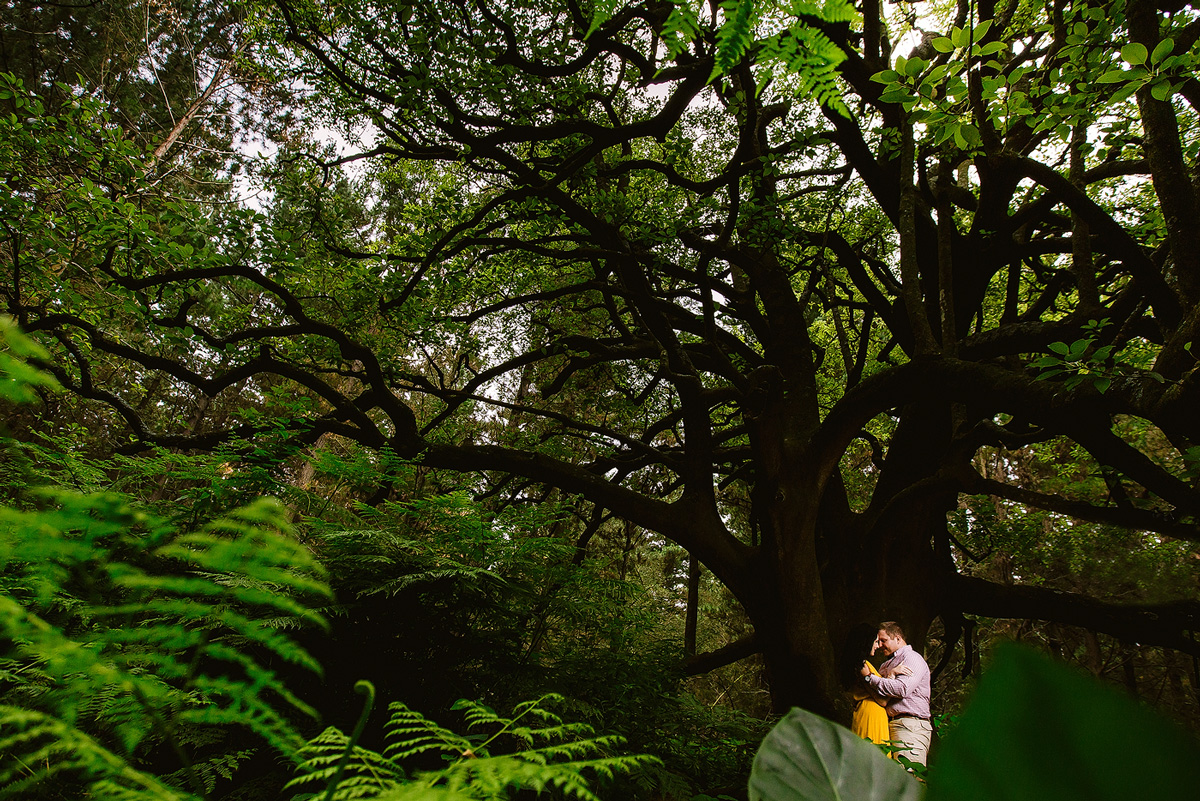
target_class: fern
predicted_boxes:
[0,489,333,798]
[381,703,475,762]
[288,693,658,800]
[287,726,407,798]
[0,706,195,800]
[712,0,760,79]
[661,2,703,58]
[758,24,850,115]
[585,0,625,38]
[160,749,257,797]
[791,0,857,24]
[648,0,856,113]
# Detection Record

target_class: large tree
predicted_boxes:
[5,0,1200,715]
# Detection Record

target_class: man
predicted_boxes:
[859,621,932,767]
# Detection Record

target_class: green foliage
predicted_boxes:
[0,707,195,801]
[712,0,759,79]
[1028,319,1164,394]
[0,343,333,798]
[592,0,855,111]
[9,4,1200,799]
[287,693,657,800]
[930,645,1195,800]
[1095,35,1194,103]
[0,316,60,404]
[0,491,331,797]
[660,3,703,59]
[275,475,733,798]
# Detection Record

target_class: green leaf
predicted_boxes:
[870,69,900,84]
[1150,38,1174,64]
[932,37,955,53]
[879,89,917,104]
[924,64,950,84]
[1120,43,1148,66]
[1147,37,1176,64]
[1150,79,1173,101]
[661,2,703,57]
[791,0,859,23]
[928,644,1197,801]
[958,124,981,147]
[749,707,921,801]
[1111,81,1140,103]
[1096,70,1128,84]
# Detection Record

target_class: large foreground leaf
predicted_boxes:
[748,707,921,801]
[929,644,1196,801]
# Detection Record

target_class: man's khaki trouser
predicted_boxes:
[889,717,932,767]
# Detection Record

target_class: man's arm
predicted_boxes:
[881,665,913,679]
[856,662,891,705]
[865,657,928,698]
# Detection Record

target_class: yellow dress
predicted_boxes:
[850,662,889,744]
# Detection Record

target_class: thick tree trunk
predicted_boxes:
[739,475,840,716]
[729,383,955,714]
[740,400,957,717]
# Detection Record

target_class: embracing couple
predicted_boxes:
[846,621,933,767]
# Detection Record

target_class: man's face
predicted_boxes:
[876,630,903,657]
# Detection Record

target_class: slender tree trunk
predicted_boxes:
[684,555,700,657]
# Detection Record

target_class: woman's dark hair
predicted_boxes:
[838,623,878,691]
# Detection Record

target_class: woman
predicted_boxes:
[840,624,889,744]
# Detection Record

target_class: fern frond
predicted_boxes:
[432,750,654,801]
[791,0,859,24]
[287,726,405,800]
[757,23,849,115]
[371,784,461,801]
[0,488,332,798]
[712,0,759,79]
[660,1,703,59]
[0,706,197,801]
[585,0,625,38]
[361,566,501,599]
[382,703,473,760]
[160,748,256,796]
[289,694,657,801]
